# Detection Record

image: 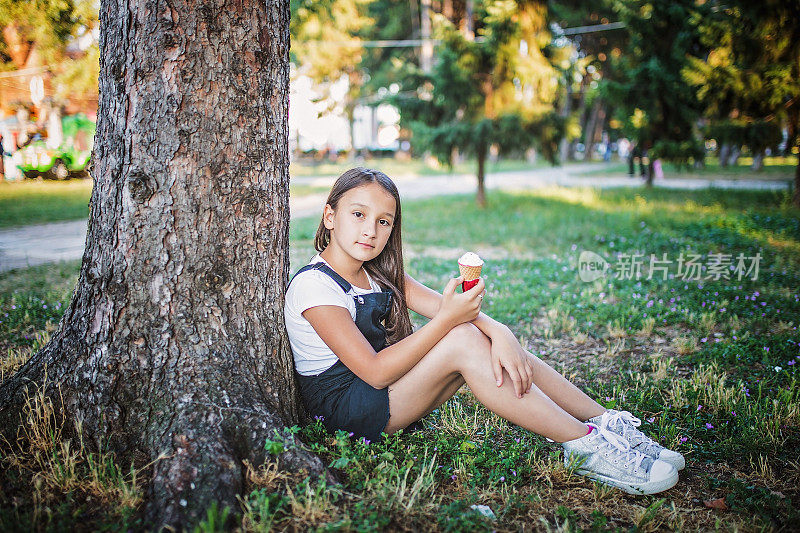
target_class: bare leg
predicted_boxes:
[385,324,589,442]
[526,354,605,422]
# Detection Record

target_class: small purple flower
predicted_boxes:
[646,300,654,308]
[314,415,325,421]
[451,474,457,481]
[499,476,505,482]
[679,436,688,443]
[512,469,517,476]
[697,405,703,411]
[705,423,714,429]
[764,347,770,352]
[701,337,708,343]
[647,417,655,423]
[789,361,796,366]
[363,439,371,445]
[731,411,736,416]
[348,432,354,437]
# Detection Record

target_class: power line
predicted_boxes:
[298,22,625,48]
[0,66,49,79]
[559,21,626,36]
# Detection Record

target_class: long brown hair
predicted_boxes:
[314,167,412,344]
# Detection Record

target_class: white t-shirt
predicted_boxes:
[285,255,382,376]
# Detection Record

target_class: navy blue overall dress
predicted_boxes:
[290,262,395,442]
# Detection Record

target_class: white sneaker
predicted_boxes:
[588,410,686,470]
[562,424,678,495]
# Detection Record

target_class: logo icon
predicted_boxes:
[578,251,609,282]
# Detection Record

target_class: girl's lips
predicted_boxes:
[357,242,374,248]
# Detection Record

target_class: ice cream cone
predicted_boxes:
[458,252,484,292]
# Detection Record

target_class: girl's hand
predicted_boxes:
[437,276,485,328]
[490,326,535,399]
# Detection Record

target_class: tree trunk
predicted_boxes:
[583,100,600,161]
[645,159,654,187]
[0,0,325,528]
[727,145,741,166]
[588,104,606,161]
[476,145,487,207]
[751,150,764,171]
[794,153,800,209]
[558,69,573,163]
[719,143,730,168]
[569,75,590,161]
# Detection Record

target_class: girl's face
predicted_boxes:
[323,183,397,263]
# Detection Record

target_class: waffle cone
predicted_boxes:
[458,263,482,281]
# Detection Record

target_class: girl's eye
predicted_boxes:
[379,219,391,227]
[353,211,363,218]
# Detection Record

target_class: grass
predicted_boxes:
[577,155,796,180]
[288,155,547,178]
[2,186,800,530]
[0,179,93,229]
[0,180,329,229]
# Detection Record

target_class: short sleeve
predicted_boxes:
[290,270,351,315]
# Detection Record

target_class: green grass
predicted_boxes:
[3,187,800,530]
[577,155,796,180]
[0,180,329,229]
[0,179,93,228]
[289,155,547,178]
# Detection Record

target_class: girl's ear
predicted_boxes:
[323,204,335,230]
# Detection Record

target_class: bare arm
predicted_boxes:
[405,273,535,398]
[405,272,509,338]
[302,276,485,389]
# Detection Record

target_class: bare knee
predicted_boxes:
[441,323,487,348]
[439,323,490,367]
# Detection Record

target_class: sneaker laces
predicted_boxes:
[603,409,642,430]
[588,422,647,471]
[601,410,661,451]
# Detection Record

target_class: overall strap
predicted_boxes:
[289,262,352,293]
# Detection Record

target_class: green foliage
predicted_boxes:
[684,0,800,158]
[601,0,705,163]
[0,0,99,103]
[392,0,564,190]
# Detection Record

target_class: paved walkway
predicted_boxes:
[0,163,790,272]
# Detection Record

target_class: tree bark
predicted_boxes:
[645,159,654,187]
[558,69,573,163]
[794,153,800,209]
[751,150,764,171]
[583,100,601,161]
[476,145,487,207]
[0,0,325,528]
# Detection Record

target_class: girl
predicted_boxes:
[284,167,684,495]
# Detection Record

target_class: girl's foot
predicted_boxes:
[588,410,686,470]
[562,424,678,495]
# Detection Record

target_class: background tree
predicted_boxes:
[684,0,799,201]
[394,0,564,206]
[549,0,628,162]
[290,0,373,155]
[601,0,705,185]
[0,0,324,528]
[0,0,99,107]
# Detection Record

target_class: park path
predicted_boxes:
[0,162,790,272]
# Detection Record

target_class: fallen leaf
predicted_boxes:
[703,498,728,510]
